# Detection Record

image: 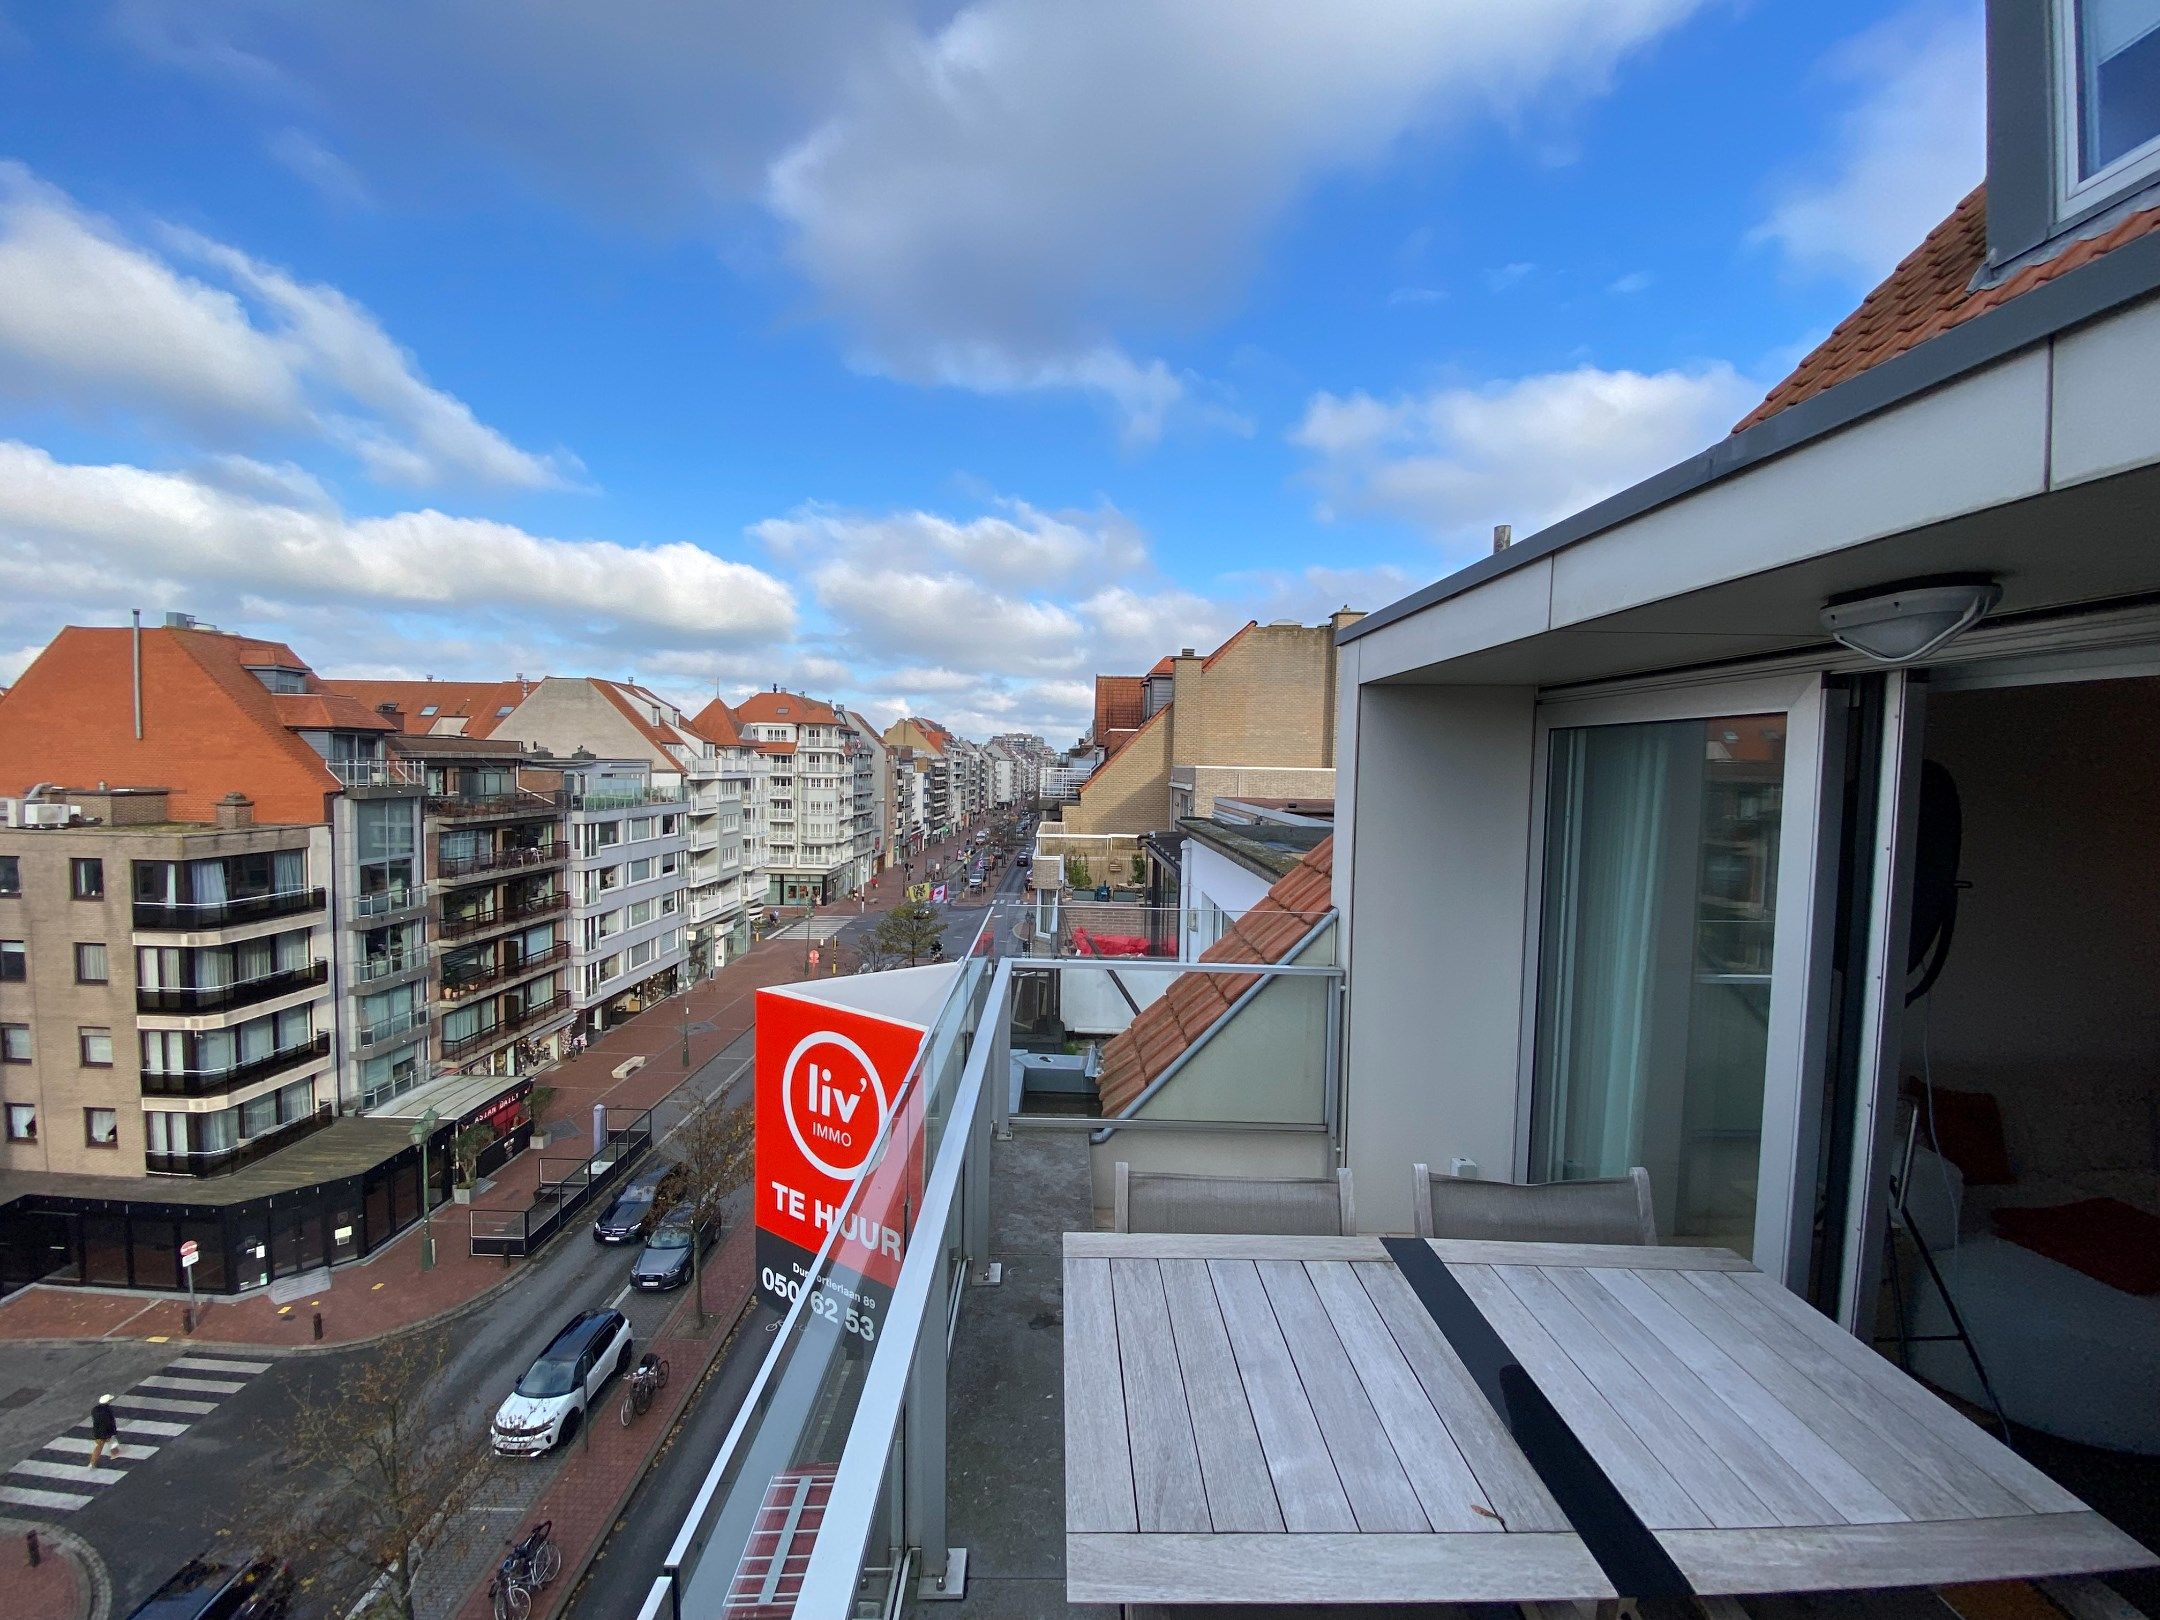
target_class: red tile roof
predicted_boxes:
[272,691,397,732]
[320,678,534,736]
[1147,655,1175,677]
[1739,186,2160,431]
[1094,838,1334,1114]
[735,690,840,727]
[0,627,352,824]
[587,679,706,756]
[1093,675,1146,752]
[690,698,744,747]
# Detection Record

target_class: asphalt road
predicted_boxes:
[0,1024,759,1618]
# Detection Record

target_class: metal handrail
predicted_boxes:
[135,959,327,1014]
[435,842,566,880]
[133,887,325,930]
[138,1032,331,1097]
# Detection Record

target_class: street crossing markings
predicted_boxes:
[3,1345,273,1516]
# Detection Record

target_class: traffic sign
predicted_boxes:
[179,1240,199,1269]
[808,948,819,968]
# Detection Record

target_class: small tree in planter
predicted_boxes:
[1067,854,1093,890]
[1129,852,1147,887]
[450,1122,496,1202]
[523,1084,555,1148]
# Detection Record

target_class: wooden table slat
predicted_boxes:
[1540,1264,1842,1528]
[1430,1239,1755,1270]
[1068,1531,1615,1607]
[1351,1259,1572,1533]
[1659,1511,2157,1597]
[1158,1258,1285,1533]
[1206,1258,1358,1532]
[1062,1257,1137,1534]
[1110,1257,1211,1532]
[1450,1262,1711,1531]
[1592,1267,1907,1527]
[1303,1259,1505,1533]
[1254,1259,1429,1531]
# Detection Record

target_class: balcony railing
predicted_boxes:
[136,959,327,1015]
[641,926,1343,1617]
[426,787,569,820]
[353,884,426,920]
[435,842,567,881]
[355,1006,429,1050]
[440,940,569,1002]
[441,988,567,1060]
[437,890,567,940]
[139,1032,332,1100]
[134,887,325,931]
[326,757,419,788]
[569,785,684,810]
[356,944,428,985]
[145,1104,333,1177]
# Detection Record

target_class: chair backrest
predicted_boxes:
[1115,1163,1356,1236]
[1410,1163,1657,1245]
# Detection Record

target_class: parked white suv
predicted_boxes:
[491,1308,633,1456]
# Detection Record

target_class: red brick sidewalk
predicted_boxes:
[452,1225,758,1620]
[7,1522,93,1620]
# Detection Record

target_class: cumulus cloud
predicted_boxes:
[755,497,1147,592]
[0,164,578,489]
[1750,5,1985,285]
[1292,363,1759,557]
[0,440,793,646]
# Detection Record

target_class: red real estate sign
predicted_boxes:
[753,980,934,1324]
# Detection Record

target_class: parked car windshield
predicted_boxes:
[601,1185,655,1221]
[648,1218,692,1250]
[515,1355,578,1398]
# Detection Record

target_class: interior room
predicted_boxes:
[1887,675,2160,1604]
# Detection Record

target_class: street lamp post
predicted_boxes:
[409,1106,441,1271]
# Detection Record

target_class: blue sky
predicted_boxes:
[0,1,1983,740]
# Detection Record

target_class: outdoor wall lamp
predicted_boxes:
[1820,577,2002,665]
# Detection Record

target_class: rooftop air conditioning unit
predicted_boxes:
[22,803,75,828]
[0,798,20,827]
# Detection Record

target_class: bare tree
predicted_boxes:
[271,1329,492,1620]
[659,1100,754,1329]
[866,898,945,966]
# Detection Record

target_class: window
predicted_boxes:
[1527,714,1786,1260]
[5,1104,33,1141]
[2061,0,2160,196]
[0,941,22,981]
[0,855,17,896]
[70,858,105,900]
[79,1027,114,1067]
[1,1024,27,1062]
[73,942,108,984]
[84,1108,117,1149]
[248,664,310,694]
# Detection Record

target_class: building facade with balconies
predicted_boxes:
[734,691,864,907]
[562,758,688,1033]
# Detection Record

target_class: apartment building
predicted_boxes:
[560,757,688,1033]
[733,691,863,906]
[882,717,959,841]
[1059,615,1359,836]
[841,710,893,880]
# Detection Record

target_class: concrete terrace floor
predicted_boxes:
[913,1126,1115,1619]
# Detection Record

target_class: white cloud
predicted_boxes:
[1608,270,1653,295]
[0,440,793,645]
[1750,5,1985,285]
[755,498,1147,592]
[0,164,577,490]
[767,0,1707,433]
[267,128,376,209]
[1292,363,1759,557]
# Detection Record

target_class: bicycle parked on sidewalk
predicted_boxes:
[620,1351,670,1426]
[489,1519,560,1620]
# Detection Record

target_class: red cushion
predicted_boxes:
[1908,1083,2015,1185]
[1993,1199,2160,1295]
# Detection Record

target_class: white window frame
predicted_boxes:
[2053,0,2160,217]
[1517,669,1835,1285]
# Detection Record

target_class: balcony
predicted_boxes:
[441,987,567,1061]
[353,883,427,921]
[134,887,325,932]
[440,939,569,1003]
[569,785,684,810]
[136,959,327,1015]
[139,1032,332,1100]
[426,787,568,821]
[355,1005,429,1050]
[355,944,428,985]
[145,1104,332,1177]
[326,757,419,788]
[437,889,567,940]
[434,841,567,883]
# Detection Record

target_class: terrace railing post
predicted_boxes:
[905,1217,963,1601]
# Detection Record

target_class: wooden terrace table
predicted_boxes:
[1063,1234,2156,1609]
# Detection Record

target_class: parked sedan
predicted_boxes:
[591,1160,684,1244]
[491,1308,633,1455]
[125,1554,292,1619]
[630,1205,721,1291]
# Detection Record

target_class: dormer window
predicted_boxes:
[2057,0,2160,207]
[247,665,310,694]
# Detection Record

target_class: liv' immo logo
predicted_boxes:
[781,1030,892,1181]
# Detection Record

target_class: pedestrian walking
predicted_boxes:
[89,1394,117,1467]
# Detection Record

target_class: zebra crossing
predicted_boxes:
[0,1350,272,1515]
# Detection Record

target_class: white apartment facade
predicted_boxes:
[735,691,865,907]
[562,759,688,1033]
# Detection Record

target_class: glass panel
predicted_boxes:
[1529,714,1786,1256]
[2076,0,2160,176]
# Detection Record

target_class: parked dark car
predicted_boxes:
[125,1555,293,1620]
[630,1204,721,1291]
[591,1160,683,1244]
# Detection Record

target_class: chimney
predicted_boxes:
[1492,523,1513,553]
[214,792,254,829]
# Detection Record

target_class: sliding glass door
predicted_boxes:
[1527,680,1823,1270]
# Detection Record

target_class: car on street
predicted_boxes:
[124,1554,293,1620]
[491,1308,634,1455]
[591,1160,684,1243]
[630,1202,721,1291]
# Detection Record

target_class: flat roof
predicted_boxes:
[1177,816,1330,879]
[0,1118,422,1209]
